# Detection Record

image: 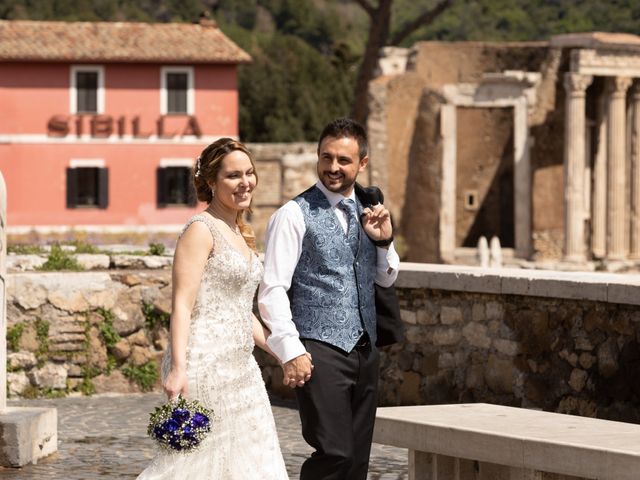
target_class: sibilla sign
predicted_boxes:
[47,115,202,138]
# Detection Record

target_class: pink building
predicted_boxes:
[0,19,250,232]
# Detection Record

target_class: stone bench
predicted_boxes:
[373,403,640,480]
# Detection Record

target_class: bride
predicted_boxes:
[137,138,292,479]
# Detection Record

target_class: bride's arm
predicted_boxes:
[164,222,212,399]
[252,314,277,359]
[252,315,312,368]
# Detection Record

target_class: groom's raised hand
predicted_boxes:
[283,352,313,388]
[361,203,393,246]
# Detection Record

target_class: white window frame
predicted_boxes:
[70,65,105,114]
[69,158,105,168]
[159,158,194,168]
[160,66,195,115]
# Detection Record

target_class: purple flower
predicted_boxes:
[191,412,209,429]
[172,408,190,423]
[163,418,180,433]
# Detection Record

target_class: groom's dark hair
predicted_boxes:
[317,117,368,160]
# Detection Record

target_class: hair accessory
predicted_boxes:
[194,156,202,177]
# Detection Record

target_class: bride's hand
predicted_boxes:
[164,367,188,400]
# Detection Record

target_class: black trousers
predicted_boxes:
[295,339,380,480]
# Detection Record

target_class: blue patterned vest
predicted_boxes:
[290,186,378,352]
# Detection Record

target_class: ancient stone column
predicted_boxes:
[606,76,632,259]
[592,91,608,258]
[631,83,640,258]
[563,73,592,262]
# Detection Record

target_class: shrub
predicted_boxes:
[97,308,121,348]
[38,244,84,271]
[6,323,25,351]
[34,318,49,366]
[148,243,166,256]
[142,301,170,330]
[123,361,159,392]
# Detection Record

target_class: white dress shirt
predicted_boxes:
[258,181,400,364]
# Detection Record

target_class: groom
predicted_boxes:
[259,118,399,479]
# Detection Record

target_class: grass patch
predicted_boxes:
[96,308,121,348]
[148,243,166,256]
[38,244,84,271]
[7,244,44,255]
[67,240,100,254]
[123,361,158,392]
[78,377,96,396]
[34,318,49,366]
[142,301,170,330]
[6,323,25,351]
[21,385,39,399]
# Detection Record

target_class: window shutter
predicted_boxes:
[97,168,109,209]
[66,168,78,208]
[157,167,167,208]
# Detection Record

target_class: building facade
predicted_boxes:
[0,19,250,232]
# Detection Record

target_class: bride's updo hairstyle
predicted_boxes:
[193,138,258,251]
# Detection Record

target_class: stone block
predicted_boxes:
[471,303,486,322]
[484,355,514,394]
[6,372,30,397]
[432,327,462,346]
[29,363,67,390]
[462,323,491,349]
[7,352,37,370]
[400,309,417,325]
[6,255,47,272]
[492,339,519,356]
[485,301,504,321]
[440,306,463,325]
[92,370,141,394]
[569,368,588,392]
[75,254,110,270]
[251,161,281,205]
[416,309,438,325]
[0,407,57,467]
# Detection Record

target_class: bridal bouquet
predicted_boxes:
[147,396,213,452]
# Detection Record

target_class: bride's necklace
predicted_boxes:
[206,204,242,236]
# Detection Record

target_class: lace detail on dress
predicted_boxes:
[138,214,288,480]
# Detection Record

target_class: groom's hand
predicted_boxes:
[283,353,313,388]
[361,203,392,246]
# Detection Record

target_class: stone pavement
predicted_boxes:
[1,393,408,479]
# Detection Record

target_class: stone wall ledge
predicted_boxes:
[397,262,640,305]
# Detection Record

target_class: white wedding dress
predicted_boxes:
[137,214,288,479]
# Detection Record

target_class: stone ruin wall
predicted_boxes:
[371,42,567,262]
[6,267,640,424]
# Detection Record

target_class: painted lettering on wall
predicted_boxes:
[47,115,202,138]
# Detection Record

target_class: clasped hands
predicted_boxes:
[282,352,313,388]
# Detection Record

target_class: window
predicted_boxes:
[70,66,104,114]
[66,160,108,209]
[161,67,194,115]
[157,160,197,207]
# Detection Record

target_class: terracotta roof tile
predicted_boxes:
[0,20,251,63]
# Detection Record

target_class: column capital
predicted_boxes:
[606,76,633,95]
[564,73,593,94]
[632,81,640,98]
